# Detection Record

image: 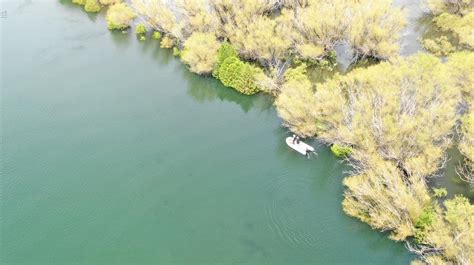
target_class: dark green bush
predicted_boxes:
[217,56,261,95]
[414,207,435,243]
[212,43,261,95]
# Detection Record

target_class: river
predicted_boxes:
[0,1,454,264]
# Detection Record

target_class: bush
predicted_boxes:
[160,36,174,49]
[106,3,135,30]
[216,56,262,95]
[422,36,456,56]
[213,43,239,77]
[99,0,121,5]
[432,187,448,198]
[135,24,146,35]
[84,0,100,12]
[414,207,435,243]
[152,31,162,40]
[72,0,86,5]
[331,144,353,157]
[173,47,181,57]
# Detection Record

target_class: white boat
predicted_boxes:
[286,137,315,156]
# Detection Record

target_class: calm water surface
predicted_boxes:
[1,1,420,264]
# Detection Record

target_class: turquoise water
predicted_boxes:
[1,1,415,264]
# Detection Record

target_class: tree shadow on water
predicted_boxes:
[109,30,132,50]
[179,65,274,114]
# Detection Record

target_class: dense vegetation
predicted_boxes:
[71,0,474,264]
[422,0,473,55]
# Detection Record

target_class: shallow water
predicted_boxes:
[0,1,464,264]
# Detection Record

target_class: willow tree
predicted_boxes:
[292,0,351,59]
[274,64,320,136]
[181,32,221,74]
[106,3,136,30]
[427,0,473,16]
[349,0,406,59]
[132,0,182,41]
[312,54,461,176]
[343,158,431,241]
[178,0,219,36]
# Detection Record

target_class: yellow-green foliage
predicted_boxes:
[432,187,448,198]
[135,24,147,35]
[72,0,86,5]
[132,0,407,63]
[434,12,474,48]
[181,32,221,74]
[427,0,473,16]
[446,52,474,105]
[313,54,461,176]
[275,64,319,136]
[331,144,353,157]
[99,0,121,5]
[132,0,180,39]
[422,36,456,56]
[342,158,431,241]
[160,36,174,49]
[152,31,162,40]
[348,0,406,59]
[458,113,474,185]
[422,196,474,264]
[106,3,136,30]
[84,0,100,12]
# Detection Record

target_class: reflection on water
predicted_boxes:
[430,148,474,202]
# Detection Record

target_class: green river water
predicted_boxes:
[1,1,467,264]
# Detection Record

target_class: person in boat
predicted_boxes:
[292,134,297,144]
[305,148,312,157]
[296,136,300,144]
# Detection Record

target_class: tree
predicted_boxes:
[106,3,136,30]
[427,0,473,16]
[433,12,474,49]
[348,0,406,59]
[312,54,461,176]
[181,32,221,74]
[132,0,181,40]
[274,64,319,136]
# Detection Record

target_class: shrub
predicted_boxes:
[432,187,448,198]
[422,36,456,56]
[173,47,181,57]
[180,32,220,74]
[72,0,86,5]
[152,31,162,40]
[99,0,121,5]
[331,144,353,157]
[106,3,135,30]
[135,24,146,35]
[217,43,238,65]
[213,43,239,78]
[84,0,100,12]
[160,36,174,48]
[414,207,435,243]
[216,56,262,95]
